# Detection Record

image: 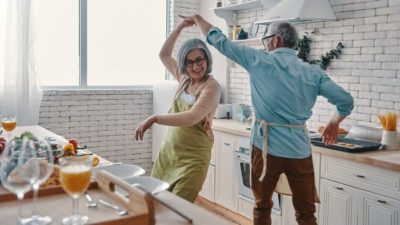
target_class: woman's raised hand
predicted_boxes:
[134,115,157,141]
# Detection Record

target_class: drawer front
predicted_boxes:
[238,196,254,219]
[321,155,400,199]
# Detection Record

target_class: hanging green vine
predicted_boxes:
[295,35,344,70]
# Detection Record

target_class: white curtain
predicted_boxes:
[0,0,43,126]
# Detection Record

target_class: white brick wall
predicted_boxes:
[201,0,400,131]
[39,89,154,173]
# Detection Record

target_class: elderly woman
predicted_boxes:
[134,18,221,202]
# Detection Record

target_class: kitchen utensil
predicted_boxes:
[214,104,232,119]
[84,192,97,208]
[311,137,381,153]
[347,125,382,142]
[99,199,128,216]
[381,131,398,150]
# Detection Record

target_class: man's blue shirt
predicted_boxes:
[207,27,354,158]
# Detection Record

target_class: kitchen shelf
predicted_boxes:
[213,0,280,26]
[232,38,261,43]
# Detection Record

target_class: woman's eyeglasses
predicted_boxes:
[261,33,277,46]
[185,56,206,68]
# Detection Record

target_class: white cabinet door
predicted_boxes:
[319,179,358,225]
[215,131,238,212]
[358,189,400,225]
[199,165,215,202]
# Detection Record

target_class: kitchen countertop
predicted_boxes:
[213,119,400,172]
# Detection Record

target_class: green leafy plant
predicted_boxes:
[296,35,344,70]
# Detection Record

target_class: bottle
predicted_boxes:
[232,26,237,40]
[228,26,234,40]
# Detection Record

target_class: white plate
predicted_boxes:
[118,176,169,195]
[91,164,145,179]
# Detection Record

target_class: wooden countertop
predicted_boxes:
[213,119,400,172]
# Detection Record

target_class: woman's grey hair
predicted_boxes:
[268,22,298,49]
[177,39,213,76]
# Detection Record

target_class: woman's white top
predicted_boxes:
[179,90,196,105]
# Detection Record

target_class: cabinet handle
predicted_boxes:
[377,200,387,204]
[333,186,344,191]
[224,142,231,146]
[352,174,366,178]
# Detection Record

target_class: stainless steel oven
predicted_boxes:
[234,137,281,215]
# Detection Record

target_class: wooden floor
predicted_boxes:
[195,197,252,225]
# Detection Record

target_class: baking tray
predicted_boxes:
[310,137,381,153]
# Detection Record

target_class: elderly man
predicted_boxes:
[182,15,354,225]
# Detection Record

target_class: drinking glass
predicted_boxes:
[19,138,54,225]
[59,156,92,225]
[0,140,38,225]
[1,114,17,141]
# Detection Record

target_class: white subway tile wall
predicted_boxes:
[39,90,154,173]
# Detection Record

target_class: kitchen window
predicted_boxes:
[32,0,167,87]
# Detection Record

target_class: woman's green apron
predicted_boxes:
[151,81,212,202]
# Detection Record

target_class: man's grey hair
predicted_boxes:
[268,22,298,49]
[177,39,213,76]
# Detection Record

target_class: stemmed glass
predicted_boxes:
[0,139,39,225]
[19,138,54,225]
[59,156,92,225]
[1,114,17,141]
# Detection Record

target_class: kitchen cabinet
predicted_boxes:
[319,155,400,225]
[238,195,282,225]
[281,152,321,225]
[199,165,216,202]
[359,189,400,225]
[319,178,358,225]
[214,131,239,212]
[199,138,217,201]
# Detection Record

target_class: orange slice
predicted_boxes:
[92,155,100,167]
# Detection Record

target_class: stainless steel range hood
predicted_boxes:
[256,0,337,25]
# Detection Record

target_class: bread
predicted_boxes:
[41,165,61,188]
[318,126,348,134]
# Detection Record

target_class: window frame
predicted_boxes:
[42,0,169,89]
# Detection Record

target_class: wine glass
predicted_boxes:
[0,139,39,225]
[1,114,17,141]
[59,156,92,225]
[19,138,54,225]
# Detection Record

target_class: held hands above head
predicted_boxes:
[134,115,157,141]
[177,15,195,29]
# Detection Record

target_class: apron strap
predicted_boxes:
[256,120,306,181]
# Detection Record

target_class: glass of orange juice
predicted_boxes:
[2,114,17,141]
[59,156,92,225]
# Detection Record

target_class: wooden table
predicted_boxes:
[0,126,232,224]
